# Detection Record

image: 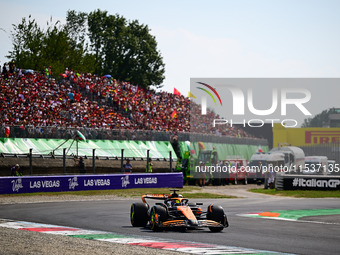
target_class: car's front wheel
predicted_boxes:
[150,205,167,232]
[207,204,228,232]
[130,202,148,227]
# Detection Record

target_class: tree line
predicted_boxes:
[302,108,338,127]
[7,9,165,89]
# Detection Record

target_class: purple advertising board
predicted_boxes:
[0,173,183,194]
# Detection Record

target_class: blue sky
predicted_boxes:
[1,0,340,95]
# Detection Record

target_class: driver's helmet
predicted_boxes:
[173,199,181,206]
[167,199,181,207]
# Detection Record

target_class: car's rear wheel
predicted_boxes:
[130,202,148,227]
[207,204,228,232]
[150,205,167,232]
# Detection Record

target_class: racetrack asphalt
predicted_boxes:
[0,188,339,255]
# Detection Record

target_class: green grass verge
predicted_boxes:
[0,186,234,199]
[249,188,340,198]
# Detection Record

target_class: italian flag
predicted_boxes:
[76,131,86,142]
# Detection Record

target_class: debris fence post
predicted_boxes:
[29,148,33,175]
[92,149,96,174]
[170,151,173,172]
[146,150,150,173]
[121,149,124,172]
[63,148,66,174]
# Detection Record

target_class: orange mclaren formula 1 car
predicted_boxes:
[130,189,229,232]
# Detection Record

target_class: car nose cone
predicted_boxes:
[188,219,198,226]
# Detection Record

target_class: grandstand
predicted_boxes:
[0,67,267,175]
[1,67,257,138]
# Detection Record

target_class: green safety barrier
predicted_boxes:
[0,138,176,159]
[0,138,267,161]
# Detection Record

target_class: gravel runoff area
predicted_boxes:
[0,185,264,255]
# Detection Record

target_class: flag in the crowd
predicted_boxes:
[5,127,10,138]
[188,91,196,98]
[76,131,86,142]
[174,88,181,96]
[198,141,205,150]
[171,110,177,119]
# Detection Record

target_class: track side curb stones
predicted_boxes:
[0,219,294,255]
[238,208,340,225]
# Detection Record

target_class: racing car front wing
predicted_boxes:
[161,219,224,228]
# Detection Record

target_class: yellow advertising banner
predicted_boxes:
[273,124,340,147]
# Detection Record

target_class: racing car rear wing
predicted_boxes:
[141,194,169,203]
[141,190,182,203]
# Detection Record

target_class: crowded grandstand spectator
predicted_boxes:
[0,68,254,139]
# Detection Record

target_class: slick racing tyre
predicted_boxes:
[130,202,148,227]
[150,205,167,232]
[207,204,228,232]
